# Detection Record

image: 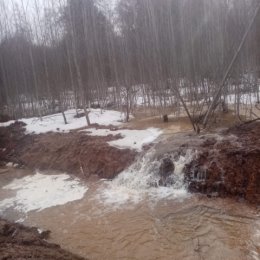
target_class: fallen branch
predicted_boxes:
[239,117,260,126]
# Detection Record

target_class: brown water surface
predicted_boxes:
[0,169,259,260]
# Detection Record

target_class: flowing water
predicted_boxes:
[0,148,259,260]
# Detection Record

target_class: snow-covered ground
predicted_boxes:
[0,172,88,213]
[226,93,258,105]
[84,127,162,151]
[0,109,124,134]
[0,108,163,151]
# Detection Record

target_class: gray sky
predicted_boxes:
[0,0,118,42]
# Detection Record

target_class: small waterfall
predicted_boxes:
[97,148,195,206]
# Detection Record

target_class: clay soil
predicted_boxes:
[1,120,259,203]
[0,122,136,179]
[0,119,259,259]
[185,121,260,204]
[0,218,86,260]
[0,123,137,258]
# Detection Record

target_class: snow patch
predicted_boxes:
[0,172,88,213]
[6,162,19,168]
[0,121,16,127]
[84,127,162,151]
[0,109,124,134]
[227,93,258,104]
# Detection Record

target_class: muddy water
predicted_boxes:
[0,168,259,260]
[26,189,259,260]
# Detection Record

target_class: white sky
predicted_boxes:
[0,0,118,42]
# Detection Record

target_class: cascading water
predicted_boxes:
[97,148,196,206]
[1,147,259,260]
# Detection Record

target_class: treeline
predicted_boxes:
[0,0,259,124]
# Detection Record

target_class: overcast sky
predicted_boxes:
[0,0,118,41]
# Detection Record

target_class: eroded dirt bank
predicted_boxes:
[1,120,259,204]
[184,121,260,204]
[0,218,86,260]
[0,120,259,259]
[151,121,260,204]
[0,122,136,179]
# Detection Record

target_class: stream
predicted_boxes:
[0,148,259,260]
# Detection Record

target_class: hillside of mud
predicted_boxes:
[0,218,86,260]
[152,121,260,204]
[1,120,259,204]
[0,122,136,179]
[184,121,260,204]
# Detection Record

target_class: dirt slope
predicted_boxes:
[0,122,136,179]
[0,218,86,260]
[185,121,260,204]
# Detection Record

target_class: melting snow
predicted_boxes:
[0,121,15,127]
[0,108,162,150]
[84,127,162,151]
[0,172,88,213]
[0,109,124,134]
[227,93,258,104]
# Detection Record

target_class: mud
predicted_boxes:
[0,114,11,123]
[0,122,34,167]
[0,218,86,260]
[0,122,136,179]
[184,121,260,204]
[1,120,259,203]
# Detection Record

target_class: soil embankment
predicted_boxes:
[184,121,260,204]
[0,122,136,179]
[0,218,86,260]
[0,120,259,258]
[1,120,259,203]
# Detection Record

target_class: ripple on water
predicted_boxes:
[0,160,259,260]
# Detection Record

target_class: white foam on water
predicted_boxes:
[0,172,88,213]
[96,149,194,207]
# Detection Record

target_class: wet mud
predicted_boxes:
[184,121,260,204]
[0,122,136,179]
[0,121,259,259]
[0,218,86,260]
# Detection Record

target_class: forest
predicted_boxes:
[0,0,259,128]
[0,2,260,259]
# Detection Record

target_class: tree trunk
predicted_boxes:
[203,3,260,127]
[171,82,196,132]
